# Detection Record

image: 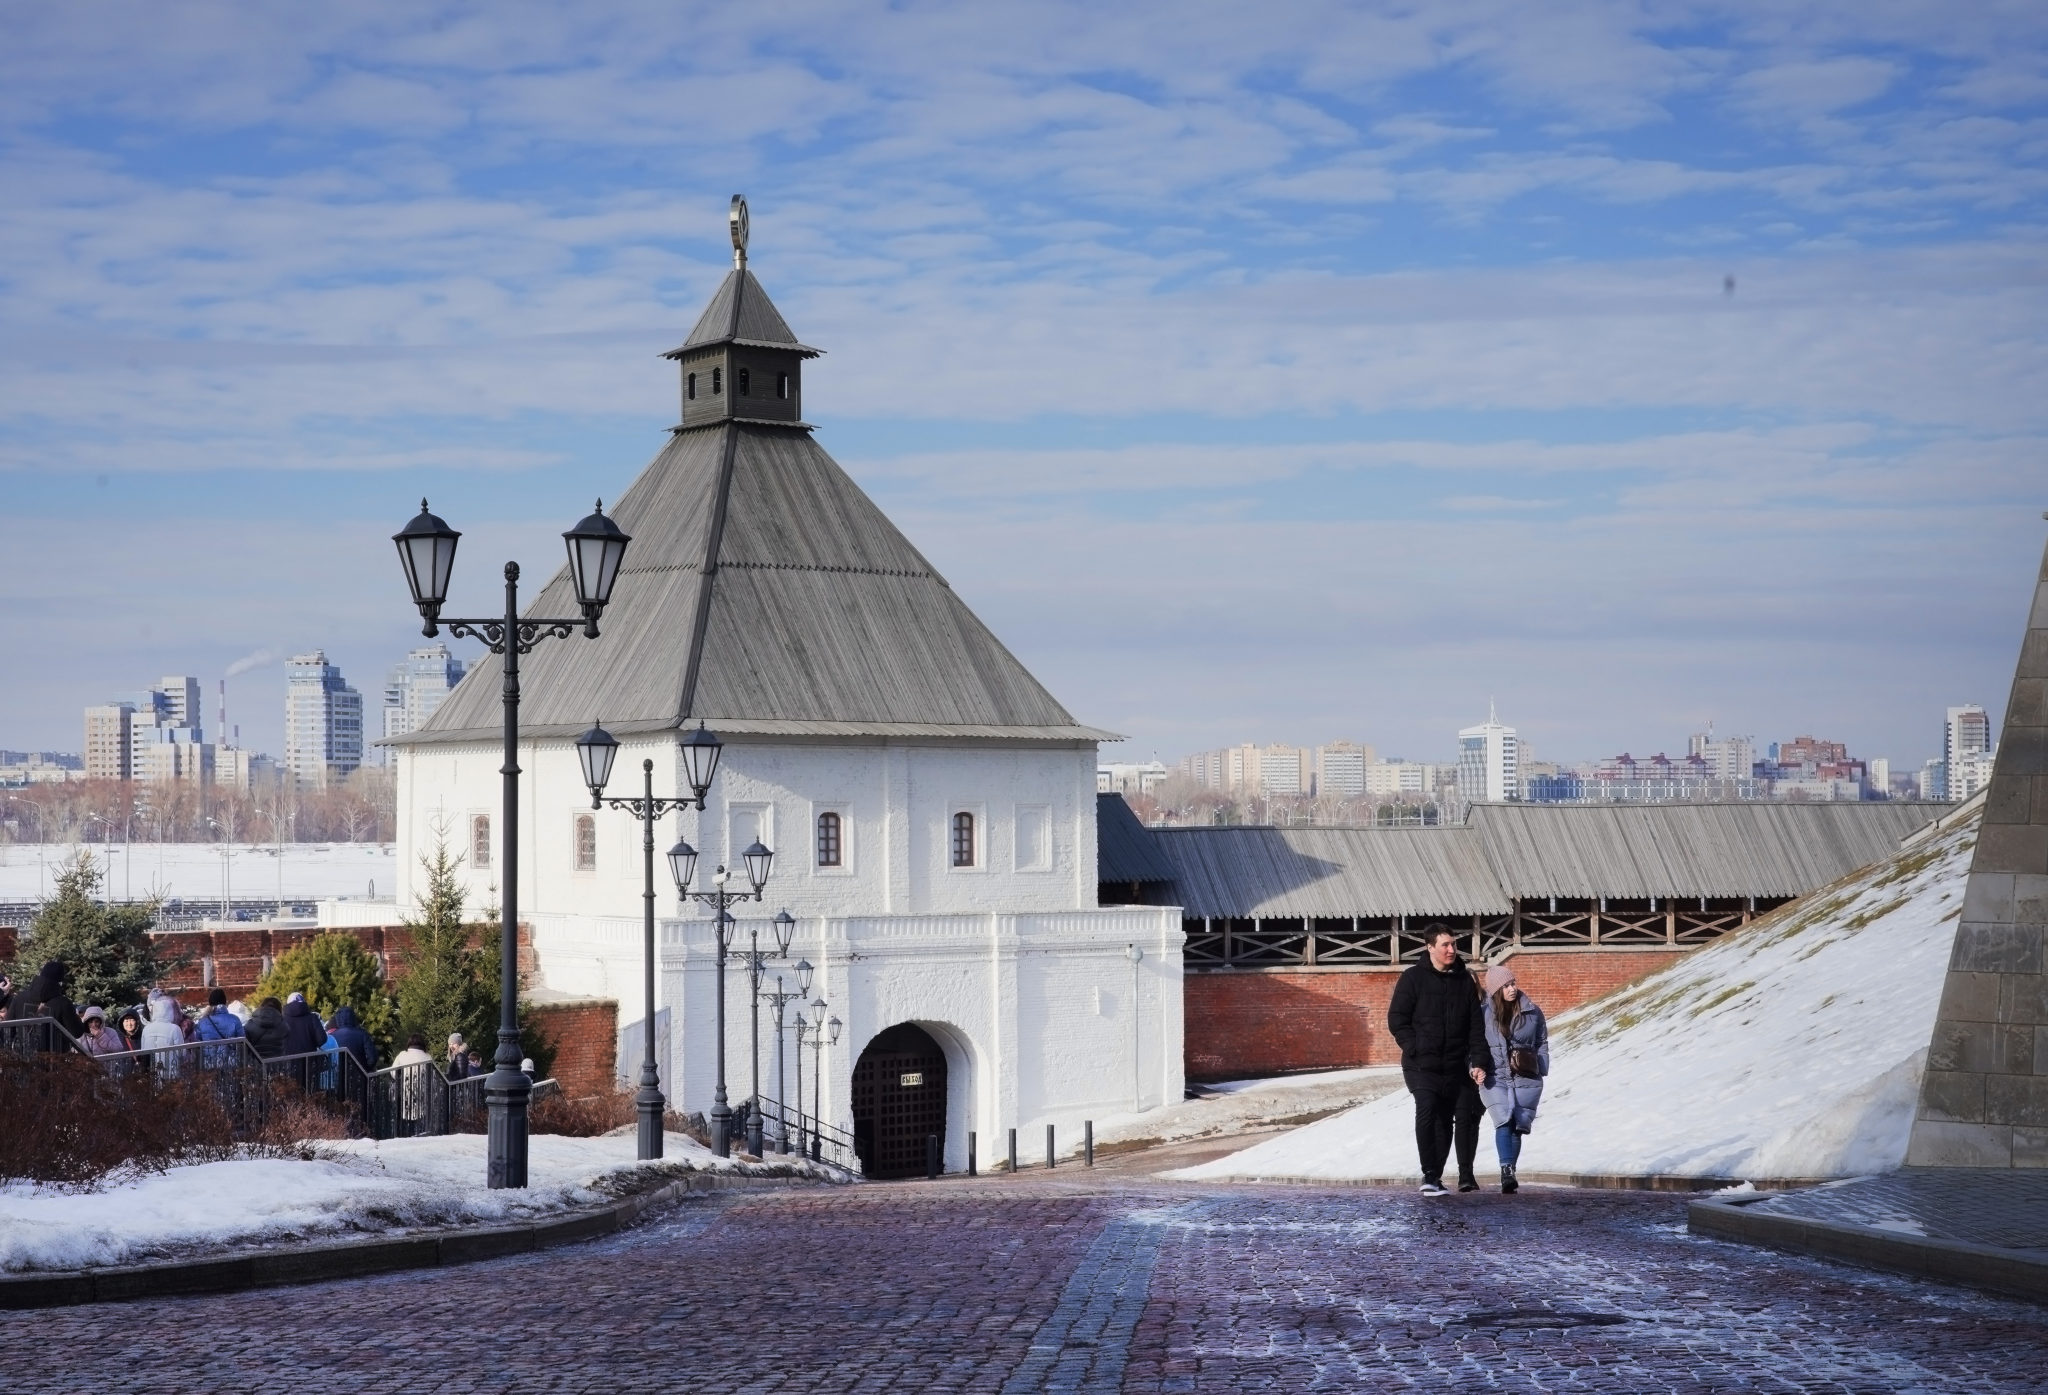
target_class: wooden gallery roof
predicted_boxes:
[1140,801,1944,919]
[401,263,1113,748]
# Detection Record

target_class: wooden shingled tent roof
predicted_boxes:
[402,267,1110,747]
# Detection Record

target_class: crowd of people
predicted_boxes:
[0,958,536,1087]
[1387,924,1551,1196]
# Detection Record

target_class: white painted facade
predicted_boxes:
[389,731,1185,1167]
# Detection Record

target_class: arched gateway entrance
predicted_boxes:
[851,1023,948,1179]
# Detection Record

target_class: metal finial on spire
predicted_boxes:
[730,194,749,269]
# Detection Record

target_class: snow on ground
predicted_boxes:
[1085,1067,1407,1155]
[0,842,396,905]
[1171,806,1976,1186]
[0,1131,841,1273]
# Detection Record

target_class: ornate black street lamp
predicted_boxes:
[735,908,797,1156]
[806,999,839,1161]
[577,721,722,1161]
[667,798,776,1157]
[760,960,811,1154]
[393,497,629,1189]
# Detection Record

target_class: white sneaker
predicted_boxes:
[1419,1179,1448,1196]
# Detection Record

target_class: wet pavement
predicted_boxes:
[10,1147,2048,1393]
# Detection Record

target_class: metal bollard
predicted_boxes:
[1046,1123,1056,1170]
[1008,1128,1018,1175]
[968,1131,977,1176]
[1085,1120,1094,1167]
[926,1133,939,1180]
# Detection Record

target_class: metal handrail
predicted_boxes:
[751,1094,857,1170]
[0,1015,95,1060]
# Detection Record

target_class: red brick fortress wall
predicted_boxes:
[526,999,619,1100]
[130,923,616,1095]
[1184,947,1688,1081]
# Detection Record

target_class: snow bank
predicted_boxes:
[1172,809,1974,1186]
[0,1131,839,1273]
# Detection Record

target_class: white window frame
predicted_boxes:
[812,804,853,876]
[469,811,492,872]
[571,811,597,873]
[947,804,985,872]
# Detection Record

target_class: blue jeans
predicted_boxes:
[1495,1123,1522,1168]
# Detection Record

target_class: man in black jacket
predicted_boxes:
[1386,924,1489,1195]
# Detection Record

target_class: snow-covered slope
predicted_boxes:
[1173,806,1975,1185]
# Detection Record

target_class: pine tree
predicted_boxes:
[392,839,494,1062]
[257,932,399,1060]
[6,853,181,1010]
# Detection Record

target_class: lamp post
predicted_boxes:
[810,1002,839,1162]
[733,908,796,1156]
[254,808,287,915]
[576,724,722,1162]
[392,496,630,1189]
[662,770,777,1157]
[760,960,810,1153]
[204,816,232,920]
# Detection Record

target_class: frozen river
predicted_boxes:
[0,841,397,905]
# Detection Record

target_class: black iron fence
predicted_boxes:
[1,1016,551,1145]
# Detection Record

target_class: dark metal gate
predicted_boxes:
[851,1023,947,1180]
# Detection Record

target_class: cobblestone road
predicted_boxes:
[10,1170,2048,1393]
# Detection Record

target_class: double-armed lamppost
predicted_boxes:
[734,908,797,1156]
[392,497,631,1189]
[797,999,840,1161]
[760,962,811,1153]
[660,815,779,1158]
[575,721,725,1160]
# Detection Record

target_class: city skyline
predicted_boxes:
[2,5,2042,765]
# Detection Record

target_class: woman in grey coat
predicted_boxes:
[1478,964,1549,1194]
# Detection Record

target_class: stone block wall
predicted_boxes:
[1183,947,1684,1080]
[1909,528,2048,1169]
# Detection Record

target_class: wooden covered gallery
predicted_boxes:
[1096,796,1943,1079]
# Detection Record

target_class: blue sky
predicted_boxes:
[2,1,2044,771]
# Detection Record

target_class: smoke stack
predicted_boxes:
[219,679,228,750]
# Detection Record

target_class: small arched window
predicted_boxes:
[737,367,751,397]
[950,811,975,868]
[817,811,842,868]
[573,813,597,871]
[687,372,696,400]
[470,813,492,871]
[777,372,789,400]
[711,366,722,395]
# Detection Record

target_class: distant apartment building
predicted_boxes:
[285,651,364,788]
[83,703,135,780]
[1945,705,1994,801]
[156,675,203,741]
[1456,708,1519,803]
[372,644,466,765]
[1175,743,1306,796]
[1688,729,1755,783]
[0,751,84,787]
[1918,758,1947,801]
[212,746,280,793]
[1313,742,1374,798]
[1258,745,1312,796]
[1097,761,1168,796]
[1364,760,1445,796]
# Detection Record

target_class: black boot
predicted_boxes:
[1457,1173,1480,1193]
[1501,1164,1519,1194]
